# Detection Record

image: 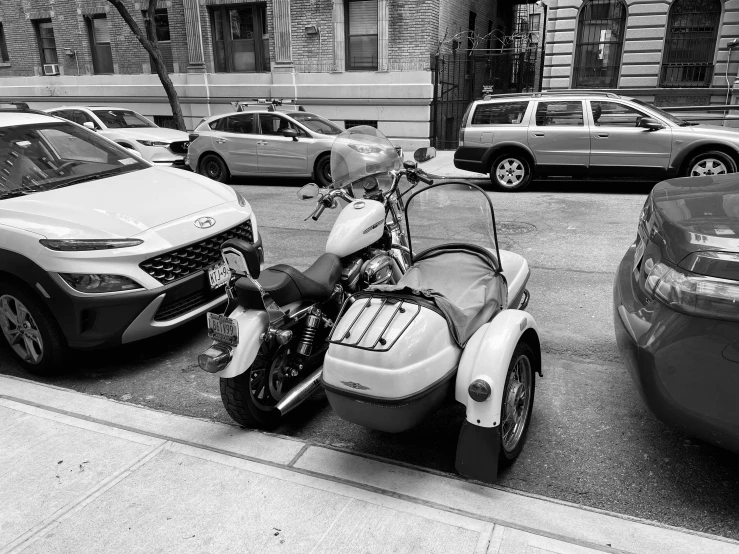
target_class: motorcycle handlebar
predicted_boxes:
[416,172,434,185]
[312,203,327,221]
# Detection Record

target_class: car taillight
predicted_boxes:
[645,260,739,322]
[680,250,739,282]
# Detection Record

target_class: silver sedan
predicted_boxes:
[187,110,343,186]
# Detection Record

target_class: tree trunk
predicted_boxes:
[106,0,187,132]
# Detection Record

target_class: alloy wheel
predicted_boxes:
[496,158,525,188]
[501,354,532,453]
[691,158,727,177]
[0,294,44,364]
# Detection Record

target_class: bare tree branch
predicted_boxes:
[106,0,186,131]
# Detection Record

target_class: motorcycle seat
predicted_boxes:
[235,253,342,307]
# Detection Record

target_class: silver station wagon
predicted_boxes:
[455,90,739,192]
[187,102,344,187]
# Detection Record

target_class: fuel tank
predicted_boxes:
[326,199,385,258]
[322,296,461,432]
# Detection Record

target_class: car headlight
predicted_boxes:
[59,274,143,293]
[236,191,248,207]
[40,239,144,251]
[136,140,169,147]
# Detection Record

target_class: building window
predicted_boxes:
[210,5,269,73]
[35,21,58,65]
[660,0,721,88]
[143,9,174,73]
[573,0,626,89]
[344,120,377,129]
[346,0,378,70]
[529,14,541,42]
[0,24,9,62]
[87,15,114,74]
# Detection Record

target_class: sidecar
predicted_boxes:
[321,181,541,484]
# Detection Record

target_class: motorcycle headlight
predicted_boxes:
[136,140,169,147]
[59,274,143,293]
[40,239,144,251]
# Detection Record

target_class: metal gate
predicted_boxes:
[431,47,542,150]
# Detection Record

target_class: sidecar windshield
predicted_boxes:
[330,126,402,188]
[404,182,501,269]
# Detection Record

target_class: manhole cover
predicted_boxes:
[497,221,537,235]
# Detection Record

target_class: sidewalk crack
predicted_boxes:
[307,498,354,554]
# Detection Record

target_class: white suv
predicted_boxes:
[45,106,191,167]
[0,108,261,375]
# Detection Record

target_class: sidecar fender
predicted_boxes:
[212,307,269,379]
[455,309,540,428]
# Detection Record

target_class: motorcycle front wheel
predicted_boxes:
[219,342,287,430]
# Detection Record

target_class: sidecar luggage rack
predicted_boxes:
[327,292,421,352]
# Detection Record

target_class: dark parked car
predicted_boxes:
[614,175,739,451]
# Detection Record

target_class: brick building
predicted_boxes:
[540,0,739,106]
[0,0,502,148]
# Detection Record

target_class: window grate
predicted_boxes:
[573,0,626,89]
[660,0,720,88]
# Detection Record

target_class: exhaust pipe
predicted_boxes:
[276,366,323,416]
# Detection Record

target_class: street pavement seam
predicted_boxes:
[306,498,355,554]
[1,440,168,554]
[287,443,311,467]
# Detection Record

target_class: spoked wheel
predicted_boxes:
[0,282,66,376]
[220,343,288,429]
[499,341,536,466]
[199,154,230,183]
[491,153,532,192]
[315,154,332,187]
[686,151,736,177]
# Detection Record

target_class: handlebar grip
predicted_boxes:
[417,172,434,185]
[312,203,327,221]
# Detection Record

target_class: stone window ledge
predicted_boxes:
[0,62,10,67]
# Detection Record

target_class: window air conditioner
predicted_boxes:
[43,64,60,76]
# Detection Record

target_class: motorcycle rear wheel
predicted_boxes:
[219,343,283,430]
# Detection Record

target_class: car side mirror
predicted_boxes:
[639,117,663,131]
[221,239,260,279]
[83,121,96,131]
[414,147,437,163]
[297,183,320,200]
[282,129,298,141]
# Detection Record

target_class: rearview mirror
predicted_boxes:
[282,129,298,141]
[638,117,663,131]
[83,121,96,131]
[413,147,437,163]
[297,183,320,200]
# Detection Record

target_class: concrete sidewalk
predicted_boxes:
[421,150,488,180]
[2,375,738,554]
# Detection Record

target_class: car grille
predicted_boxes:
[154,288,225,321]
[169,141,190,154]
[140,220,253,285]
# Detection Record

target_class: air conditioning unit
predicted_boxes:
[43,64,60,76]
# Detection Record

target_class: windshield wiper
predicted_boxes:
[48,169,129,190]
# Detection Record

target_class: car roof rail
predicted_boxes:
[482,89,620,101]
[0,101,50,116]
[231,98,305,112]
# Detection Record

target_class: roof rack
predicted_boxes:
[482,89,620,100]
[231,98,306,112]
[0,101,30,110]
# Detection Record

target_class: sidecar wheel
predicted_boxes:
[498,341,536,467]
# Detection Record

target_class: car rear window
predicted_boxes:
[471,102,529,125]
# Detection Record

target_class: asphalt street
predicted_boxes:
[2,175,738,539]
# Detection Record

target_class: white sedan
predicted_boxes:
[45,106,190,167]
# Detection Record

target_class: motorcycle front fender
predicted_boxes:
[212,307,269,379]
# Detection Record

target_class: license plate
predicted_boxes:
[207,313,239,346]
[633,236,646,273]
[208,262,230,289]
